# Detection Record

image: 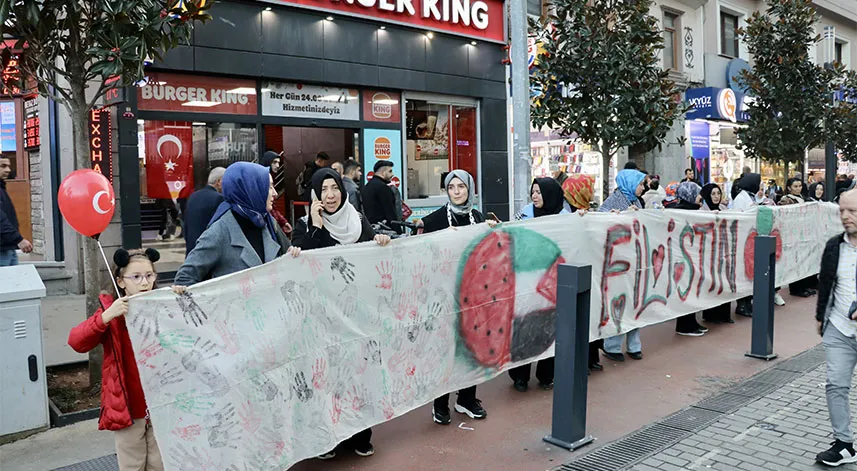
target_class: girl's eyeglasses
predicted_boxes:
[123,273,157,285]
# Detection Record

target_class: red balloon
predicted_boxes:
[58,170,115,238]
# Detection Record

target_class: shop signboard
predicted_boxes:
[23,95,39,150]
[259,0,505,43]
[685,87,749,123]
[137,72,257,115]
[0,102,15,152]
[143,121,195,200]
[362,90,401,123]
[363,129,403,188]
[688,121,710,160]
[262,82,360,121]
[89,108,112,183]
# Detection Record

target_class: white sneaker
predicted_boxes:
[774,293,786,306]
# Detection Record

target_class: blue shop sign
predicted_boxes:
[685,87,749,123]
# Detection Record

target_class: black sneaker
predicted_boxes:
[455,398,487,419]
[696,324,709,333]
[432,404,451,425]
[602,351,625,362]
[317,451,336,460]
[538,382,554,390]
[354,443,375,457]
[628,351,643,360]
[512,379,528,392]
[816,440,857,466]
[676,329,705,337]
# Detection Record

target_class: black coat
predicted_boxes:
[292,214,376,250]
[0,180,22,251]
[361,177,398,226]
[421,205,485,233]
[183,185,224,254]
[817,233,846,323]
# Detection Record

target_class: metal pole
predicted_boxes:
[510,0,532,214]
[746,235,777,360]
[544,264,596,451]
[825,139,836,202]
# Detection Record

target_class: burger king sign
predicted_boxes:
[363,90,401,123]
[363,129,403,187]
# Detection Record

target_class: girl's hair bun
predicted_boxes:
[145,248,161,263]
[113,248,131,268]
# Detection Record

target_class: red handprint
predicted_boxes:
[330,394,343,424]
[376,261,393,290]
[381,398,394,420]
[434,248,456,276]
[137,340,163,369]
[172,423,202,441]
[238,401,261,434]
[215,320,240,355]
[405,365,416,376]
[302,256,323,277]
[347,385,368,411]
[411,261,427,291]
[312,358,327,390]
[395,292,417,321]
[238,274,254,298]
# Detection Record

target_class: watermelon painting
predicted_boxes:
[455,226,564,368]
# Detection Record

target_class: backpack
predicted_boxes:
[296,165,313,199]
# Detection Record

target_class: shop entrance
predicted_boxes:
[264,125,360,225]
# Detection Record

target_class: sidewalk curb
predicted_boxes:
[556,344,826,471]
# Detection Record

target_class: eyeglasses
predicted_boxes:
[123,273,157,285]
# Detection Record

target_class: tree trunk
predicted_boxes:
[599,142,614,202]
[68,95,105,390]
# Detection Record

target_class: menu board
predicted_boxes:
[261,82,360,120]
[23,96,39,149]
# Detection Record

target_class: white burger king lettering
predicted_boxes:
[372,93,393,119]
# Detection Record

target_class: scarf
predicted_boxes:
[808,182,825,201]
[677,181,702,205]
[208,162,278,241]
[444,170,476,217]
[311,169,362,245]
[738,173,762,195]
[615,169,647,205]
[700,183,722,210]
[561,174,595,210]
[532,177,565,217]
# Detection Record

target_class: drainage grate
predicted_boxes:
[750,368,800,385]
[52,455,118,471]
[658,407,724,432]
[775,347,826,373]
[559,423,688,471]
[726,380,782,398]
[692,392,755,414]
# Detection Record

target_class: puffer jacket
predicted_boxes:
[67,294,143,431]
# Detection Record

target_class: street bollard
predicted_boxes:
[746,235,778,361]
[543,264,596,451]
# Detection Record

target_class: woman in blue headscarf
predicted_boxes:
[173,162,296,287]
[600,169,647,212]
[598,169,647,364]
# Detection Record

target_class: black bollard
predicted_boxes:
[543,264,596,451]
[746,235,778,360]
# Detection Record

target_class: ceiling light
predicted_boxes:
[192,122,207,126]
[379,26,386,30]
[426,32,434,39]
[470,41,477,46]
[264,6,272,11]
[326,16,334,21]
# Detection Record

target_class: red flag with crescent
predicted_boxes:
[144,120,194,200]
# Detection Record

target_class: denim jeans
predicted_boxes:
[603,329,641,354]
[0,249,18,267]
[824,324,857,442]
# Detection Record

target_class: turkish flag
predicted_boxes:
[144,120,194,200]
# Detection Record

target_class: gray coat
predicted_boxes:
[174,211,282,286]
[342,176,362,212]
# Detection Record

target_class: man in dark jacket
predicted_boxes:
[0,157,32,266]
[815,189,857,466]
[342,160,363,212]
[183,167,225,254]
[362,161,398,227]
[297,152,331,202]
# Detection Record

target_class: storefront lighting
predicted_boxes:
[192,122,207,126]
[182,101,220,107]
[264,6,272,11]
[325,16,334,21]
[226,87,257,95]
[379,26,386,30]
[470,41,477,46]
[426,32,434,39]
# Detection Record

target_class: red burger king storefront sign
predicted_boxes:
[261,0,505,43]
[363,91,401,123]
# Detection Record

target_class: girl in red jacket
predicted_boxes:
[68,248,163,471]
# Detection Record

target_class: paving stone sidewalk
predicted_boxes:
[562,346,856,471]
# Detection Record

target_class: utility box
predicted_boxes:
[0,264,49,438]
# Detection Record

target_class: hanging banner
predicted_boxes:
[363,128,402,187]
[262,82,360,120]
[144,121,194,200]
[127,203,841,471]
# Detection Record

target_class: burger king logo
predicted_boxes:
[372,93,393,119]
[717,88,737,123]
[374,136,391,160]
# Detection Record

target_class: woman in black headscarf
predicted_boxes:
[808,182,826,202]
[292,168,391,460]
[509,178,572,392]
[674,182,709,336]
[700,183,733,324]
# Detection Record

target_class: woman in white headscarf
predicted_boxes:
[418,170,495,425]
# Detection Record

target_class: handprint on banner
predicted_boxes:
[130,312,160,341]
[152,366,184,389]
[279,280,307,319]
[136,340,163,369]
[237,400,262,434]
[331,256,356,284]
[346,384,371,412]
[181,338,220,373]
[158,330,195,353]
[170,444,218,471]
[198,364,230,395]
[406,316,423,343]
[432,247,456,276]
[214,319,240,355]
[380,397,395,420]
[375,261,394,290]
[245,298,266,331]
[330,393,343,424]
[172,423,202,441]
[411,261,427,291]
[311,358,327,390]
[174,292,208,327]
[301,255,323,277]
[205,403,240,449]
[174,389,215,415]
[364,339,382,366]
[394,291,418,321]
[238,274,254,299]
[292,372,314,402]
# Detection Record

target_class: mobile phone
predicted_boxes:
[486,212,501,223]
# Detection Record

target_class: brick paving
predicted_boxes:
[626,363,856,471]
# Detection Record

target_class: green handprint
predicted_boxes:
[174,389,215,415]
[158,330,195,353]
[246,299,265,331]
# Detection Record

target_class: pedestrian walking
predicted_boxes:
[509,177,569,392]
[815,189,857,467]
[0,156,33,265]
[599,169,647,362]
[291,168,391,459]
[419,170,494,425]
[68,248,165,471]
[361,161,399,228]
[182,167,225,254]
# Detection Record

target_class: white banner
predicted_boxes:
[261,82,360,120]
[127,203,841,470]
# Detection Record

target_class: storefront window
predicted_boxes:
[404,97,478,203]
[137,120,257,273]
[530,127,608,204]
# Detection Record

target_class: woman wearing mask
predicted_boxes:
[599,169,647,362]
[674,182,710,336]
[419,170,495,424]
[173,162,296,287]
[292,168,391,459]
[510,178,570,392]
[700,184,733,324]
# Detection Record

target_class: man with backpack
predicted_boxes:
[296,152,331,202]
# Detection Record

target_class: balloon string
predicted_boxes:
[97,239,121,297]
